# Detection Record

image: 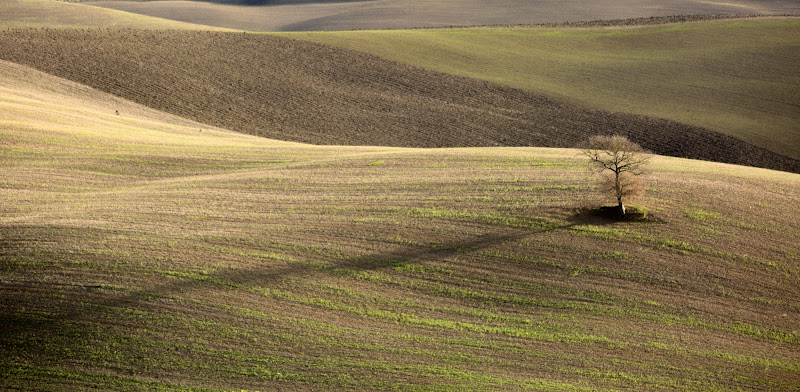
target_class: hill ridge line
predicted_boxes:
[1,28,798,173]
[399,14,800,31]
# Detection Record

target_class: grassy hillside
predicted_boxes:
[0,0,230,30]
[86,0,800,31]
[2,61,800,391]
[285,17,800,161]
[1,29,798,174]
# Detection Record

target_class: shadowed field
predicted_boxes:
[1,28,798,174]
[287,17,800,161]
[85,0,800,31]
[2,60,800,391]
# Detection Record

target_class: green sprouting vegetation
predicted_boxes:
[2,34,800,392]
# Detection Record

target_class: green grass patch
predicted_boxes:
[3,61,800,391]
[284,18,800,159]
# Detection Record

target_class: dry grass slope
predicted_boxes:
[0,29,798,174]
[2,60,800,391]
[0,0,230,30]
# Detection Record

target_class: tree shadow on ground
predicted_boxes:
[0,219,575,368]
[568,205,662,226]
[213,221,574,287]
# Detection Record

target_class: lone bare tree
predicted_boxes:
[580,135,651,216]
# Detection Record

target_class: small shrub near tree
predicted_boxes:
[580,135,651,217]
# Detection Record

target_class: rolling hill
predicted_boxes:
[2,59,800,391]
[2,3,799,390]
[286,16,800,161]
[84,0,800,31]
[1,28,798,174]
[0,0,230,30]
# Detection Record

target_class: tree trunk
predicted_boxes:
[615,170,625,216]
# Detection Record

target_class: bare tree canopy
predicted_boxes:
[580,135,651,216]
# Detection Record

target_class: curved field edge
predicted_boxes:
[2,61,800,391]
[0,0,234,30]
[82,0,800,32]
[0,29,798,175]
[281,17,800,161]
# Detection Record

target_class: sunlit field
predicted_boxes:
[286,17,800,160]
[2,61,799,390]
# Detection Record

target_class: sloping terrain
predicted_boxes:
[1,28,798,173]
[85,0,800,31]
[2,60,800,391]
[0,0,229,30]
[287,17,800,161]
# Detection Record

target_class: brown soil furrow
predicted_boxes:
[1,29,798,173]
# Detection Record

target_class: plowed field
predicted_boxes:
[3,60,799,390]
[1,29,798,173]
[288,17,800,160]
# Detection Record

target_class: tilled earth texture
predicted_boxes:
[1,29,798,173]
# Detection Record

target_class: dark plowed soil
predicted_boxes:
[1,29,798,173]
